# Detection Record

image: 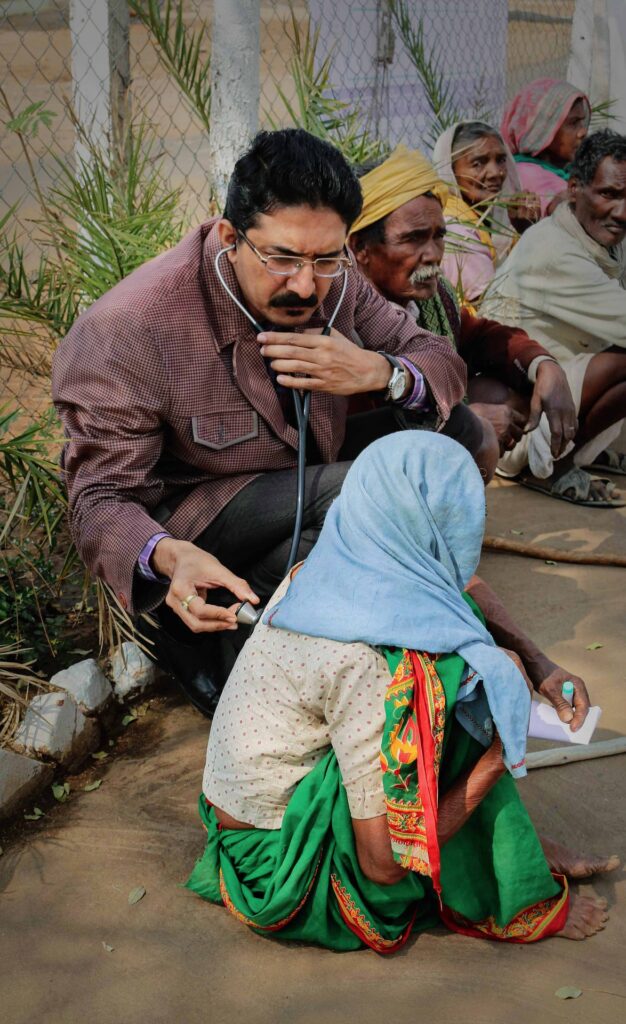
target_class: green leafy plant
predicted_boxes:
[5,100,57,138]
[389,0,463,145]
[129,0,211,135]
[0,98,183,735]
[0,406,65,547]
[268,13,387,167]
[590,98,617,131]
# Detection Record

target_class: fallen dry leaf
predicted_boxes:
[52,782,70,803]
[555,987,582,1000]
[83,780,102,792]
[128,885,146,906]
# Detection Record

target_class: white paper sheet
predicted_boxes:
[528,701,602,746]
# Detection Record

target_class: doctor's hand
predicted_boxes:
[258,328,391,395]
[152,538,259,633]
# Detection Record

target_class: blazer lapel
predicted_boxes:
[232,333,299,451]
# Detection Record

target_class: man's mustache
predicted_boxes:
[410,264,442,284]
[269,291,319,309]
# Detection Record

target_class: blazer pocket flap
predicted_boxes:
[192,410,259,450]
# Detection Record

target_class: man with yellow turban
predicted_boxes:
[350,145,577,457]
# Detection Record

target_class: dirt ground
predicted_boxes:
[1,469,625,1024]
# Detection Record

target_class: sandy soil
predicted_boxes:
[1,472,625,1024]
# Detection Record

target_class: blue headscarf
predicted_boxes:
[266,432,530,778]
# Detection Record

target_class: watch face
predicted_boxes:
[390,368,407,400]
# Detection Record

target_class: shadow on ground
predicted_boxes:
[1,472,625,1024]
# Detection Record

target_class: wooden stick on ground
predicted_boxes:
[483,536,626,568]
[526,737,626,770]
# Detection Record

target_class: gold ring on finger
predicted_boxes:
[180,594,197,612]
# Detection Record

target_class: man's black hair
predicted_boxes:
[351,216,387,248]
[224,129,363,231]
[569,129,626,185]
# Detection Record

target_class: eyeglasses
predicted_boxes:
[238,231,352,278]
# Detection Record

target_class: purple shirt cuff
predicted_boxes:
[397,358,430,412]
[137,532,171,582]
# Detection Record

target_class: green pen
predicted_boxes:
[561,680,575,706]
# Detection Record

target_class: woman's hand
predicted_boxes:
[537,667,590,731]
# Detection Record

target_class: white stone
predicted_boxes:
[50,658,112,716]
[12,692,99,768]
[0,748,54,820]
[110,642,158,702]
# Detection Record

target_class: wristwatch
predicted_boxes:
[378,351,409,402]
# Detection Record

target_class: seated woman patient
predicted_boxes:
[432,121,540,304]
[186,433,608,952]
[501,77,590,216]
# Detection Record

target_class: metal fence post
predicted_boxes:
[209,0,260,208]
[69,0,130,166]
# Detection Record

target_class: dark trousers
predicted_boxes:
[152,402,482,674]
[193,402,482,604]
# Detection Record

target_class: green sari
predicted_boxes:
[186,598,568,952]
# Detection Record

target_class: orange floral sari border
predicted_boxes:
[441,873,570,943]
[218,859,321,933]
[330,873,416,954]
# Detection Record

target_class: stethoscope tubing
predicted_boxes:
[214,244,348,575]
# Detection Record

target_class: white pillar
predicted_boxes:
[567,0,626,133]
[70,0,130,166]
[209,0,260,208]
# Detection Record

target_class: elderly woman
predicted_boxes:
[433,121,540,304]
[186,433,608,951]
[501,78,591,216]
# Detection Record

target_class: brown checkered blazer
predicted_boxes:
[52,219,466,613]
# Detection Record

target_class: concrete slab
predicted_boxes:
[50,659,113,716]
[0,477,625,1024]
[12,692,100,768]
[110,642,159,702]
[0,749,53,820]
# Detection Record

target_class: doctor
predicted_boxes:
[53,128,477,713]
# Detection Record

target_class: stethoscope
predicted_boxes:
[214,245,349,624]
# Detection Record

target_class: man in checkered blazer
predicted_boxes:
[53,129,480,713]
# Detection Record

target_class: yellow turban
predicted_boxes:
[351,144,448,234]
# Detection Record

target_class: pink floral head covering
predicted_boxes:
[501,78,590,157]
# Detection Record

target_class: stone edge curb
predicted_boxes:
[1,642,165,824]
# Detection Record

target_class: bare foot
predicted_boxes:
[557,894,609,940]
[541,836,621,879]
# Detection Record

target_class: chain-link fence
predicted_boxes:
[0,0,576,235]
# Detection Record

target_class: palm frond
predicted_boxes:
[0,406,65,548]
[129,0,211,135]
[389,0,463,146]
[590,98,618,131]
[95,579,154,658]
[268,12,387,167]
[0,642,49,747]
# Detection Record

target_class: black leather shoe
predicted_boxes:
[175,667,221,718]
[138,612,226,718]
